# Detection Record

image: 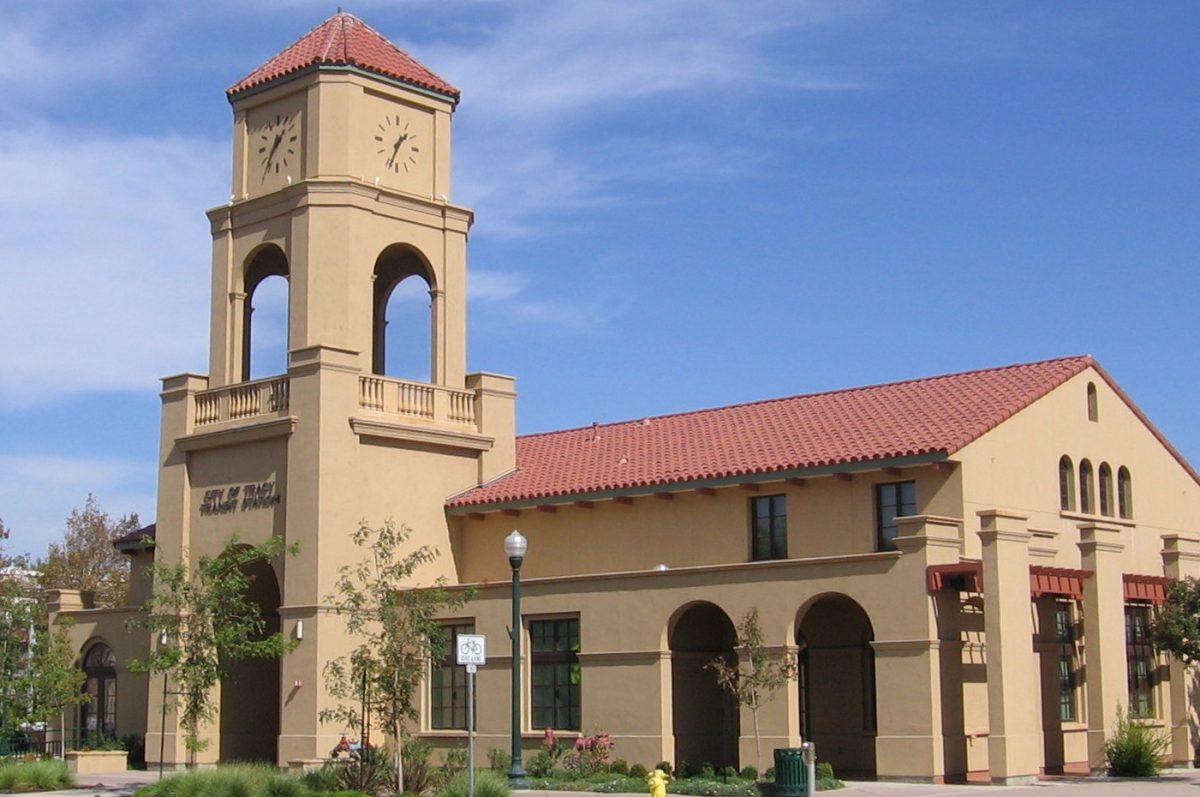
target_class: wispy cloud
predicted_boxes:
[0,454,154,558]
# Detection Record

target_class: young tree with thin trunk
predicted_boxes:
[320,521,470,794]
[129,535,297,767]
[707,607,798,768]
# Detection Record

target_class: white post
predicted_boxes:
[468,664,477,797]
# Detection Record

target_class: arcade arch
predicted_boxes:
[669,602,740,771]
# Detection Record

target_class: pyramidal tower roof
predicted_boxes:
[228,11,459,101]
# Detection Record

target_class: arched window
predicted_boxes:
[1118,467,1134,519]
[372,245,433,381]
[242,246,289,381]
[1098,463,1113,516]
[1059,456,1076,511]
[80,643,117,739]
[1079,459,1095,514]
[1087,382,1098,422]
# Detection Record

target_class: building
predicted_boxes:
[48,12,1200,784]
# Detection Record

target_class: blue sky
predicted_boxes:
[1,1,1197,557]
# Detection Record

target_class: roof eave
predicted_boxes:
[446,451,951,515]
[227,63,460,106]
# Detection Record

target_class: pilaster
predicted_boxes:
[1077,522,1125,772]
[873,515,962,781]
[1161,534,1200,765]
[978,510,1040,785]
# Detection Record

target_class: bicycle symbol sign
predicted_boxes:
[456,634,486,666]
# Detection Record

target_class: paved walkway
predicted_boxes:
[41,769,1200,797]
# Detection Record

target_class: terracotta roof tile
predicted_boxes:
[449,355,1190,508]
[228,12,458,100]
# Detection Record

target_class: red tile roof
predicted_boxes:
[228,12,458,100]
[448,355,1197,508]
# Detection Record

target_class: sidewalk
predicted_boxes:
[33,769,1200,797]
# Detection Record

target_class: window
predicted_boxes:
[1059,456,1076,511]
[430,622,474,730]
[1118,467,1133,519]
[81,643,117,739]
[1126,604,1157,718]
[1087,382,1099,422]
[875,481,916,552]
[1098,463,1113,517]
[1079,460,1095,514]
[750,494,787,560]
[531,618,580,730]
[1054,602,1079,722]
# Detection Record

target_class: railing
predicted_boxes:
[194,377,290,427]
[358,375,476,426]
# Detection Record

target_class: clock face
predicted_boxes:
[257,113,299,181]
[374,114,421,174]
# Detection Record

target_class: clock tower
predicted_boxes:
[150,13,516,766]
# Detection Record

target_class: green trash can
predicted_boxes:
[773,747,807,797]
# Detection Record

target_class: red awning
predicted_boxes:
[1124,573,1173,605]
[927,562,983,593]
[1029,565,1092,599]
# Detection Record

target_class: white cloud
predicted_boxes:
[0,454,154,559]
[469,270,527,302]
[0,125,224,407]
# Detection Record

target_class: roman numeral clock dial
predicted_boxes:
[375,114,420,176]
[257,113,298,181]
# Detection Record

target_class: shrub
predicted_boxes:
[136,764,295,797]
[609,759,629,776]
[526,750,554,778]
[738,767,757,781]
[437,743,468,787]
[300,765,341,793]
[698,762,715,779]
[488,747,510,772]
[123,733,148,769]
[1104,706,1169,777]
[336,747,395,794]
[655,761,673,778]
[629,764,648,779]
[815,763,834,781]
[0,760,73,791]
[440,770,510,797]
[402,737,435,794]
[761,767,774,782]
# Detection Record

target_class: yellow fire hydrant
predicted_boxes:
[646,768,669,797]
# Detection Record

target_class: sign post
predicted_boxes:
[456,634,487,797]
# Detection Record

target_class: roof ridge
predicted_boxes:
[517,354,1094,442]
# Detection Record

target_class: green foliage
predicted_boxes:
[37,495,138,608]
[487,747,509,772]
[1104,705,1169,777]
[336,746,395,794]
[628,764,648,779]
[438,743,468,786]
[698,763,715,779]
[137,764,317,797]
[0,759,73,790]
[707,608,798,766]
[655,761,673,778]
[526,750,554,778]
[738,767,757,781]
[1153,576,1200,663]
[815,763,833,781]
[128,535,298,767]
[320,521,471,793]
[608,759,629,776]
[439,770,510,797]
[299,766,341,793]
[75,732,126,751]
[123,733,147,769]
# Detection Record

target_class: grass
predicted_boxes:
[0,759,74,791]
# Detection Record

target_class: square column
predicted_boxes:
[1077,523,1125,772]
[874,515,963,782]
[1161,534,1200,766]
[978,510,1041,785]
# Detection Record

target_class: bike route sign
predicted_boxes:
[456,634,486,666]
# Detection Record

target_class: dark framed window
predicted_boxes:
[1118,467,1133,519]
[1126,604,1157,719]
[1079,460,1095,514]
[1087,382,1099,422]
[1059,456,1075,511]
[1099,463,1113,517]
[531,618,580,730]
[430,622,474,730]
[81,643,117,739]
[750,494,787,561]
[1055,602,1078,722]
[875,481,916,551]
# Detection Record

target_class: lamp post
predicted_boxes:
[504,530,530,789]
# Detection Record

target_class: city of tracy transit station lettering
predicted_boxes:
[199,481,282,516]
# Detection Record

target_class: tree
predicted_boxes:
[1152,576,1200,663]
[129,535,296,767]
[0,567,41,735]
[320,521,470,793]
[38,496,139,608]
[24,618,89,745]
[707,607,798,767]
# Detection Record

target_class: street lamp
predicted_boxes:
[504,530,530,789]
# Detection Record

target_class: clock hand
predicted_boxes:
[386,134,409,168]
